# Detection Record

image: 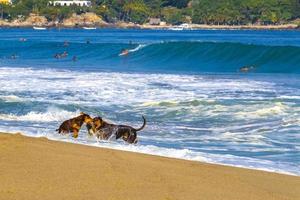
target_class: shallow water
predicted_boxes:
[0,28,299,175]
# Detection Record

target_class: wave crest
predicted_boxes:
[0,107,80,122]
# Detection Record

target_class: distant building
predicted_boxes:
[149,18,161,25]
[49,0,92,7]
[0,0,12,4]
[160,21,167,26]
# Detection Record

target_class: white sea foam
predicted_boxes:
[282,118,300,127]
[128,44,147,53]
[0,107,79,122]
[279,95,300,100]
[0,67,299,176]
[235,102,288,119]
[0,95,25,102]
[0,67,277,106]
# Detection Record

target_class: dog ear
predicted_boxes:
[94,117,103,122]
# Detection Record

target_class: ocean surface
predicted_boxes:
[0,28,299,175]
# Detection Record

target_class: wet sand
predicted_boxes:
[0,133,299,200]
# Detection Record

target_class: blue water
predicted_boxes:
[0,28,299,175]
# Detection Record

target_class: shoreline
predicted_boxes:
[0,22,299,30]
[1,132,299,199]
[3,131,299,177]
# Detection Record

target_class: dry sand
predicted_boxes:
[0,133,299,200]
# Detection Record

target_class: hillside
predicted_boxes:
[0,0,300,26]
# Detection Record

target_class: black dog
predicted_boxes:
[87,116,146,144]
[56,112,94,138]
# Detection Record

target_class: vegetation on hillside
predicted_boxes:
[0,0,300,25]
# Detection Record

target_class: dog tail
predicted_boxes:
[135,116,146,131]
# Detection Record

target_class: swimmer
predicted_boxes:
[72,56,78,62]
[54,51,68,59]
[239,65,256,73]
[86,40,90,44]
[54,53,61,59]
[10,54,18,59]
[61,51,68,58]
[19,38,27,42]
[63,41,69,47]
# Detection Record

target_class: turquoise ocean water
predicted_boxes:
[0,28,299,175]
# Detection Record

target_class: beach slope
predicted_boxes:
[0,133,299,200]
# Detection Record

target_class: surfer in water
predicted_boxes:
[54,51,68,59]
[119,49,129,56]
[61,51,68,58]
[239,65,256,73]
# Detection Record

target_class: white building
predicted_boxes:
[0,0,12,4]
[49,0,92,7]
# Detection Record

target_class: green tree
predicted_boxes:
[123,1,149,24]
[1,0,300,25]
[162,6,184,24]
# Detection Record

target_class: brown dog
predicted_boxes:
[87,116,146,144]
[56,112,93,138]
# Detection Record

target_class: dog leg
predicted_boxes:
[96,135,100,143]
[72,129,79,138]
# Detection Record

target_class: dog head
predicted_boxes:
[93,117,103,129]
[80,112,93,124]
[122,131,137,144]
[86,116,103,136]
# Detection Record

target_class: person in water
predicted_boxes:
[120,49,129,56]
[63,41,69,47]
[19,38,27,42]
[54,51,68,59]
[54,53,61,59]
[72,56,78,62]
[10,54,18,59]
[239,65,256,73]
[61,51,68,58]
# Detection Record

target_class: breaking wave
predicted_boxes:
[1,40,300,73]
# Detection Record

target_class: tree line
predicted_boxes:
[1,0,300,25]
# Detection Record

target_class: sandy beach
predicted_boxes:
[0,133,299,200]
